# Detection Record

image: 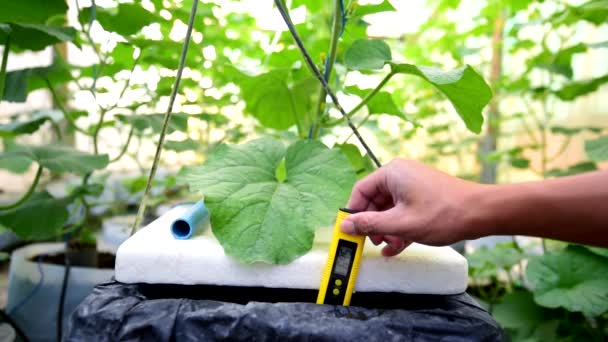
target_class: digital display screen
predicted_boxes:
[334,246,353,277]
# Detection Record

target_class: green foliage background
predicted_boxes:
[0,0,607,339]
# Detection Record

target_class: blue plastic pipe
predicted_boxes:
[171,200,210,239]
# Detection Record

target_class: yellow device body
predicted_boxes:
[317,208,366,306]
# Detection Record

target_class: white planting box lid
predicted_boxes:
[115,205,468,295]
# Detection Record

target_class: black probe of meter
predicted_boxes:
[275,0,382,306]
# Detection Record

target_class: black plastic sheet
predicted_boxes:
[66,281,504,341]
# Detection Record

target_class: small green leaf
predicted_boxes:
[275,158,287,183]
[0,191,69,240]
[335,143,374,179]
[184,138,357,264]
[69,183,105,198]
[193,113,229,126]
[531,43,586,79]
[0,144,109,175]
[0,110,62,137]
[527,245,608,316]
[427,124,450,135]
[115,113,188,134]
[346,86,404,118]
[344,39,392,70]
[291,0,324,11]
[554,74,608,100]
[79,3,156,37]
[164,138,200,152]
[390,64,492,133]
[353,0,397,16]
[510,158,530,169]
[546,161,597,177]
[550,126,602,135]
[585,135,608,162]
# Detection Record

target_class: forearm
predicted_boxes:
[468,170,608,247]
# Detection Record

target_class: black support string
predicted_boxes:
[274,0,382,168]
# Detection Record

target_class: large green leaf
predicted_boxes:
[390,63,492,133]
[79,4,157,37]
[0,191,68,240]
[358,36,492,132]
[0,0,67,24]
[3,23,76,51]
[586,246,608,259]
[554,74,608,100]
[0,24,10,35]
[493,291,545,331]
[0,139,32,173]
[291,78,320,125]
[526,245,608,316]
[240,71,296,130]
[344,39,392,70]
[467,242,524,278]
[0,144,109,175]
[585,135,608,162]
[0,110,62,137]
[184,138,357,264]
[3,63,71,102]
[551,0,608,26]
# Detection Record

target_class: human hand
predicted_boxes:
[340,159,485,257]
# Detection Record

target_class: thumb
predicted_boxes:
[340,207,404,236]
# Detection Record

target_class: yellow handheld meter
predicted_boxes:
[317,208,365,306]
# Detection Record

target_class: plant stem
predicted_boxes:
[131,0,199,235]
[92,108,107,154]
[0,166,43,210]
[347,72,394,118]
[105,53,141,112]
[49,118,64,140]
[0,34,9,102]
[275,0,381,167]
[479,11,505,185]
[323,71,395,127]
[311,0,343,138]
[547,136,572,163]
[109,126,134,163]
[341,112,371,144]
[46,78,90,135]
[91,49,139,154]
